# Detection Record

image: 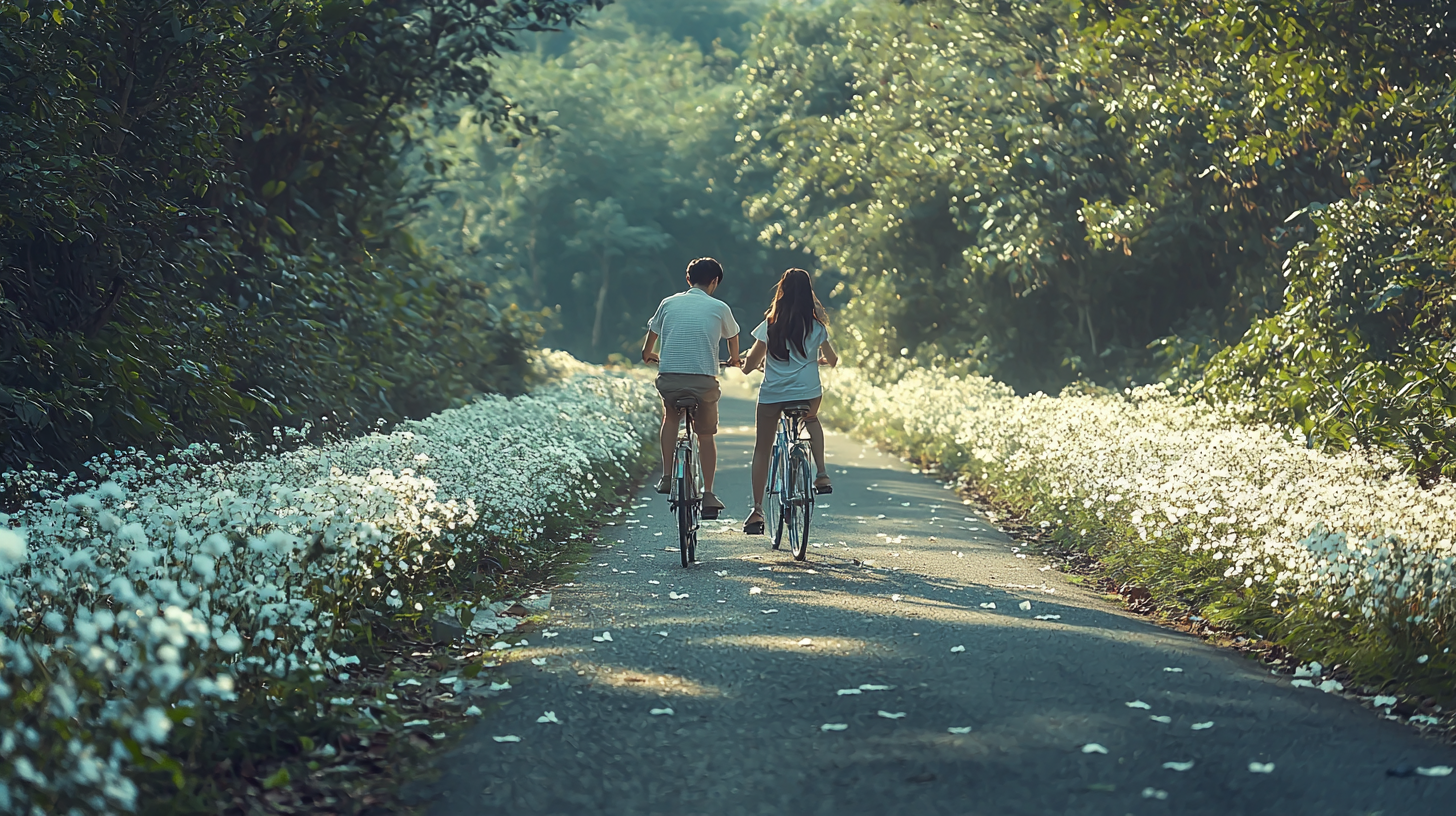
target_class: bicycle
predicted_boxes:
[665,360,733,568]
[668,395,705,568]
[763,402,828,561]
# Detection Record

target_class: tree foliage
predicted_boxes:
[731,0,1456,475]
[0,0,607,473]
[405,5,798,361]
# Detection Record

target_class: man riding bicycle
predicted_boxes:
[641,257,742,519]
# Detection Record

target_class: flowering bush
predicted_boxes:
[0,360,656,813]
[824,367,1456,693]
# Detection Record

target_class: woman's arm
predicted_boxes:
[818,337,839,367]
[742,339,768,373]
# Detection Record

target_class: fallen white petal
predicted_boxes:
[531,657,547,666]
[837,688,863,696]
[669,592,689,600]
[1372,695,1398,707]
[859,684,892,691]
[1150,715,1172,724]
[1417,766,1453,777]
[1033,614,1061,620]
[947,726,973,735]
[1191,721,1214,730]
[650,707,674,716]
[1018,601,1032,611]
[715,570,728,577]
[464,706,482,716]
[950,645,966,653]
[1141,788,1169,800]
[1318,679,1344,693]
[877,710,907,719]
[1290,679,1315,688]
[536,711,560,724]
[1082,743,1109,754]
[1125,700,1152,710]
[655,631,669,637]
[489,641,511,651]
[1248,762,1275,773]
[762,609,779,614]
[489,681,512,692]
[593,631,614,643]
[979,602,997,609]
[821,723,849,732]
[1162,761,1194,772]
[648,580,660,585]
[1163,667,1184,673]
[492,735,521,743]
[542,631,559,638]
[798,638,813,646]
[891,593,902,602]
[749,586,762,595]
[402,719,430,727]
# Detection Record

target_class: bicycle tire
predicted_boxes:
[766,442,786,550]
[787,447,813,560]
[676,442,695,567]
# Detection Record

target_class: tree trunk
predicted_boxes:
[591,253,610,351]
[527,223,542,303]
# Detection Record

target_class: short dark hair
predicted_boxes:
[686,257,724,286]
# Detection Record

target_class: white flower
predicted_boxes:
[131,707,173,745]
[0,528,27,573]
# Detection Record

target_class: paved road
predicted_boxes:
[428,394,1454,816]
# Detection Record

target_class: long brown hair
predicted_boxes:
[765,268,826,361]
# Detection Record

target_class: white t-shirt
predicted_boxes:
[752,319,828,403]
[647,288,739,376]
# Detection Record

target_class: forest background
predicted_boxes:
[3,0,1455,479]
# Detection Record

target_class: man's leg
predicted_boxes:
[660,403,681,482]
[699,432,717,493]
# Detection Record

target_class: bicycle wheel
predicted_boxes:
[766,441,786,550]
[787,446,813,561]
[675,442,696,567]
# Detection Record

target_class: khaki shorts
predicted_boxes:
[656,373,721,435]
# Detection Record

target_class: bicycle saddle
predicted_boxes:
[782,402,812,416]
[674,396,700,408]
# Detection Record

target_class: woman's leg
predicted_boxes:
[804,397,827,477]
[747,401,782,522]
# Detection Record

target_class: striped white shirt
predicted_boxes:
[647,288,739,376]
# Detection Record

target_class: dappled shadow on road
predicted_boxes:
[428,568,1454,816]
[425,396,1453,816]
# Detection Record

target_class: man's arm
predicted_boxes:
[726,334,741,369]
[642,330,660,364]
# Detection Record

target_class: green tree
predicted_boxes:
[0,0,608,473]
[407,11,796,361]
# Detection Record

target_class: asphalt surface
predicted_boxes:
[428,393,1455,816]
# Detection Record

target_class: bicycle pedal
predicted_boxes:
[702,508,720,520]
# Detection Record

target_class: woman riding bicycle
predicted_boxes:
[740,268,838,535]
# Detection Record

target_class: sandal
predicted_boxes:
[742,510,765,535]
[814,474,833,494]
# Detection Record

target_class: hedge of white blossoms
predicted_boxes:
[0,361,656,814]
[825,367,1456,672]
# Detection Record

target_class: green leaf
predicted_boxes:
[262,767,291,790]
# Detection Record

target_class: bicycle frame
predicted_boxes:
[765,409,814,558]
[670,403,702,567]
